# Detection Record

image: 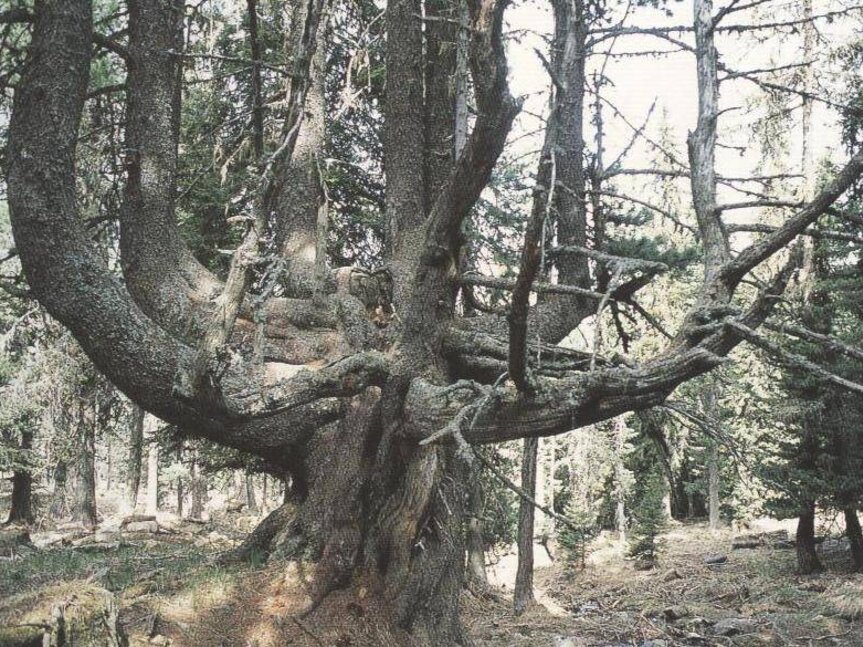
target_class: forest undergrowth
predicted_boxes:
[2,517,861,647]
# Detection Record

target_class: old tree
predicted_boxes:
[5,0,863,643]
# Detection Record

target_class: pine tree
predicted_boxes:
[628,466,668,568]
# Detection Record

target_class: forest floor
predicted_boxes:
[0,516,861,646]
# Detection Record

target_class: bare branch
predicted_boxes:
[762,321,863,363]
[509,149,555,392]
[0,8,34,23]
[92,32,129,60]
[460,273,605,301]
[420,0,521,267]
[712,0,773,25]
[727,223,863,245]
[726,320,863,396]
[0,247,17,264]
[548,245,669,273]
[595,189,697,234]
[716,199,802,212]
[721,150,863,287]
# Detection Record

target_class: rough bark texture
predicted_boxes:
[49,461,70,521]
[466,467,490,590]
[272,0,328,298]
[125,405,145,512]
[122,0,216,334]
[614,417,627,540]
[72,406,98,528]
[189,452,206,521]
[6,0,863,643]
[245,473,258,513]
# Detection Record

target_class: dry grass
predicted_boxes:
[2,520,861,646]
[466,521,863,647]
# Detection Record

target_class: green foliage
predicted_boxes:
[558,498,600,570]
[628,464,667,567]
[476,445,520,547]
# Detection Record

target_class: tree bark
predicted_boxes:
[514,437,538,614]
[223,392,473,645]
[6,427,34,525]
[796,502,823,574]
[7,1,863,644]
[145,421,159,516]
[125,405,145,512]
[466,465,490,591]
[708,440,720,531]
[537,438,555,540]
[844,507,863,572]
[614,416,627,541]
[245,472,259,513]
[176,447,184,518]
[72,403,98,529]
[189,451,205,521]
[49,460,69,521]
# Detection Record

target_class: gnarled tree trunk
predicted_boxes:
[7,0,863,644]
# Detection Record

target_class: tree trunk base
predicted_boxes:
[844,507,863,573]
[216,390,474,646]
[796,505,824,575]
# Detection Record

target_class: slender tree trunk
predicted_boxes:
[261,473,269,513]
[72,404,98,529]
[514,437,538,613]
[6,428,35,525]
[50,460,69,520]
[245,472,258,513]
[796,502,823,574]
[246,0,264,159]
[189,451,205,520]
[613,417,627,541]
[125,405,145,512]
[708,441,720,531]
[145,420,159,516]
[538,438,556,541]
[176,447,184,518]
[465,465,489,591]
[844,507,863,572]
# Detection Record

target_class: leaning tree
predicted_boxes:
[5,0,863,643]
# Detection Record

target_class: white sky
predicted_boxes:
[503,0,860,215]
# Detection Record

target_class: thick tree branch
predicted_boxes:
[178,0,331,397]
[761,321,863,363]
[548,245,669,273]
[726,321,863,395]
[721,151,863,287]
[727,222,863,246]
[5,0,377,468]
[460,273,605,301]
[508,149,555,392]
[419,0,521,266]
